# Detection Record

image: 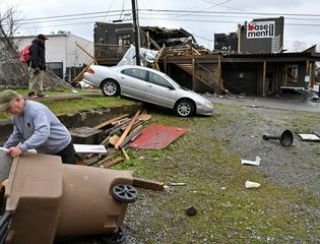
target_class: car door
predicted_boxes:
[119,68,148,101]
[144,70,176,108]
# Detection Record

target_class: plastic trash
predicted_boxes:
[241,156,261,166]
[245,180,261,188]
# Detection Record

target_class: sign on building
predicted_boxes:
[247,21,275,39]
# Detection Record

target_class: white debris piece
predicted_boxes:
[245,180,261,189]
[241,156,261,166]
[73,144,107,154]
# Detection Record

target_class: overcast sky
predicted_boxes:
[2,0,320,51]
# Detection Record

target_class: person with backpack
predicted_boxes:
[27,34,48,98]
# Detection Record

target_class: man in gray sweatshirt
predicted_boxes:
[0,90,75,164]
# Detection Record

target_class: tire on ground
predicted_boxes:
[101,79,120,97]
[175,99,195,117]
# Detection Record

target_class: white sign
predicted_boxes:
[247,21,275,39]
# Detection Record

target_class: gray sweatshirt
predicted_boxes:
[4,100,71,154]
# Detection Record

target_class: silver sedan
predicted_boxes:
[83,65,213,117]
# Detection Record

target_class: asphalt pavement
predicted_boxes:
[205,93,320,112]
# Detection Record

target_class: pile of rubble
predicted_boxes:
[73,110,149,167]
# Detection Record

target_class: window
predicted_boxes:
[117,34,131,46]
[148,71,172,88]
[121,68,147,81]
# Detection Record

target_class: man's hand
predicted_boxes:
[7,146,23,158]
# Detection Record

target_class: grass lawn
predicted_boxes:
[0,88,138,119]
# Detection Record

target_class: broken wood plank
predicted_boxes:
[109,134,120,146]
[138,114,152,121]
[103,157,125,168]
[94,114,129,130]
[90,155,114,166]
[115,110,141,149]
[132,177,165,191]
[121,148,130,161]
[118,125,143,149]
[75,157,86,166]
[83,155,101,166]
[111,117,131,126]
[73,60,95,82]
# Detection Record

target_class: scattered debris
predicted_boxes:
[132,177,165,191]
[73,144,107,154]
[185,206,197,216]
[129,124,189,150]
[94,114,129,130]
[121,148,130,161]
[168,182,186,186]
[69,111,189,198]
[103,157,125,168]
[296,133,320,142]
[245,180,261,189]
[262,129,294,147]
[241,156,261,166]
[115,110,141,149]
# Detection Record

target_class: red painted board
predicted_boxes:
[129,123,189,149]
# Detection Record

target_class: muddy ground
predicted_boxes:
[121,97,320,244]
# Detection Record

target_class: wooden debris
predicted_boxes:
[103,157,125,168]
[115,110,141,149]
[168,182,186,186]
[83,155,101,166]
[109,134,120,146]
[132,177,165,191]
[138,114,152,121]
[94,114,129,130]
[75,157,86,165]
[111,117,131,126]
[121,148,130,161]
[90,155,114,166]
[118,125,143,148]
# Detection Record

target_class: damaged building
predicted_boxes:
[93,17,320,97]
[94,22,198,65]
[216,16,320,96]
[94,22,223,93]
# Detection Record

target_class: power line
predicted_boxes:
[15,8,320,27]
[139,9,320,18]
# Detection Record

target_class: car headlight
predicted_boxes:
[204,101,213,108]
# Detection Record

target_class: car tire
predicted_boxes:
[175,99,195,117]
[101,80,120,97]
[111,184,138,203]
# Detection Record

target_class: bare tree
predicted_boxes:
[0,5,29,88]
[0,5,69,89]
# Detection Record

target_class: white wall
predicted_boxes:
[13,33,93,78]
[66,34,94,68]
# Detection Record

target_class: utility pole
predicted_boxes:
[131,0,141,66]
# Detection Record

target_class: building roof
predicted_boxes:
[222,52,320,62]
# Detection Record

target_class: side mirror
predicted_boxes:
[168,86,175,90]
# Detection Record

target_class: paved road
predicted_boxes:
[205,94,320,112]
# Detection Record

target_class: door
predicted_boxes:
[144,70,176,108]
[119,68,148,101]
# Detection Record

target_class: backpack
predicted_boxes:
[20,45,31,63]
